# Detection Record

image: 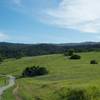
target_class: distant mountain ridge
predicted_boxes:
[57,42,100,46]
[0,42,100,58]
[0,41,100,45]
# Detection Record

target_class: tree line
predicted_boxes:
[0,42,100,59]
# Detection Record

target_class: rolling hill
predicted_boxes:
[1,52,100,100]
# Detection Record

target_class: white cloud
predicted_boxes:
[45,0,100,33]
[0,32,9,41]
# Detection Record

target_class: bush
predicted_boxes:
[57,87,100,100]
[22,66,48,77]
[64,49,74,57]
[70,54,81,60]
[90,60,98,64]
[57,88,88,100]
[67,89,88,100]
[0,57,3,63]
[0,55,3,63]
[68,49,74,56]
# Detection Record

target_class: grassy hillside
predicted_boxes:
[1,52,100,100]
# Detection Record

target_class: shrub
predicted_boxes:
[0,55,3,63]
[70,54,81,60]
[57,88,88,100]
[68,49,74,56]
[22,66,48,77]
[64,49,74,57]
[67,89,88,100]
[57,87,100,100]
[0,57,3,62]
[90,60,98,64]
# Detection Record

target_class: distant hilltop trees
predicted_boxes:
[64,49,81,60]
[0,42,100,59]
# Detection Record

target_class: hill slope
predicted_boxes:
[1,52,100,100]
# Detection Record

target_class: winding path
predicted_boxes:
[0,74,15,99]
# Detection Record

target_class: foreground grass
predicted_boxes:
[1,52,100,99]
[0,76,7,86]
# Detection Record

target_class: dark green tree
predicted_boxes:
[70,54,81,60]
[90,60,98,64]
[68,49,74,56]
[0,54,3,63]
[22,66,48,77]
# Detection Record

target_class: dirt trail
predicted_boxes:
[0,75,15,99]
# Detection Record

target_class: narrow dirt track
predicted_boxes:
[0,74,15,99]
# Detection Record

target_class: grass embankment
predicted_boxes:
[1,52,100,100]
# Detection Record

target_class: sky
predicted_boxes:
[0,0,100,43]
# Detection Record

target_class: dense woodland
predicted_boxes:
[0,42,100,58]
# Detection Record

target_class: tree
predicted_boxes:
[68,49,74,56]
[22,66,48,77]
[70,54,81,60]
[0,54,3,63]
[90,60,98,64]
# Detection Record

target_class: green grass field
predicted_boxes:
[0,76,7,87]
[1,52,100,100]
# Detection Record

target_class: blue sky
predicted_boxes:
[0,0,100,43]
